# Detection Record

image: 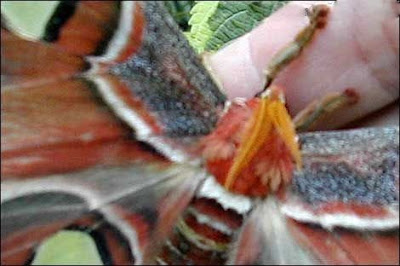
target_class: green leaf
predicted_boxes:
[187,1,288,53]
[186,1,220,54]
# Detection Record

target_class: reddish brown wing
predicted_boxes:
[1,1,226,164]
[1,77,168,178]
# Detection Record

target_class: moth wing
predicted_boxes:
[1,2,140,64]
[1,1,226,163]
[271,127,399,265]
[1,76,170,177]
[281,127,399,231]
[1,162,206,265]
[1,27,89,89]
[285,217,399,265]
[1,1,125,87]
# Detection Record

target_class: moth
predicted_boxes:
[1,1,399,265]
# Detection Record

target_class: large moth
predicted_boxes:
[1,1,399,265]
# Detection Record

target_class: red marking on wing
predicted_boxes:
[367,233,400,264]
[114,2,145,63]
[111,206,151,256]
[1,29,86,82]
[288,218,399,265]
[334,229,399,265]
[1,78,166,178]
[2,139,164,178]
[317,202,391,218]
[101,75,163,135]
[287,219,354,265]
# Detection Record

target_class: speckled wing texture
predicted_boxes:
[281,126,399,230]
[1,1,226,164]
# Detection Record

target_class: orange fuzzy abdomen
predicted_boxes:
[201,96,299,197]
[205,133,295,197]
[206,158,269,197]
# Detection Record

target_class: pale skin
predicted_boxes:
[206,0,399,130]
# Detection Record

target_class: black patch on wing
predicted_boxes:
[42,1,78,42]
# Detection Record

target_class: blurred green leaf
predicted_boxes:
[186,1,288,53]
[185,1,220,53]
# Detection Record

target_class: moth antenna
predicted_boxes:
[293,88,360,132]
[258,4,330,96]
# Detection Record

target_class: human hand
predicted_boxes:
[207,0,399,130]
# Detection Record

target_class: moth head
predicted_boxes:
[201,86,302,197]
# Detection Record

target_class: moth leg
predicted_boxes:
[259,4,330,96]
[293,89,359,132]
